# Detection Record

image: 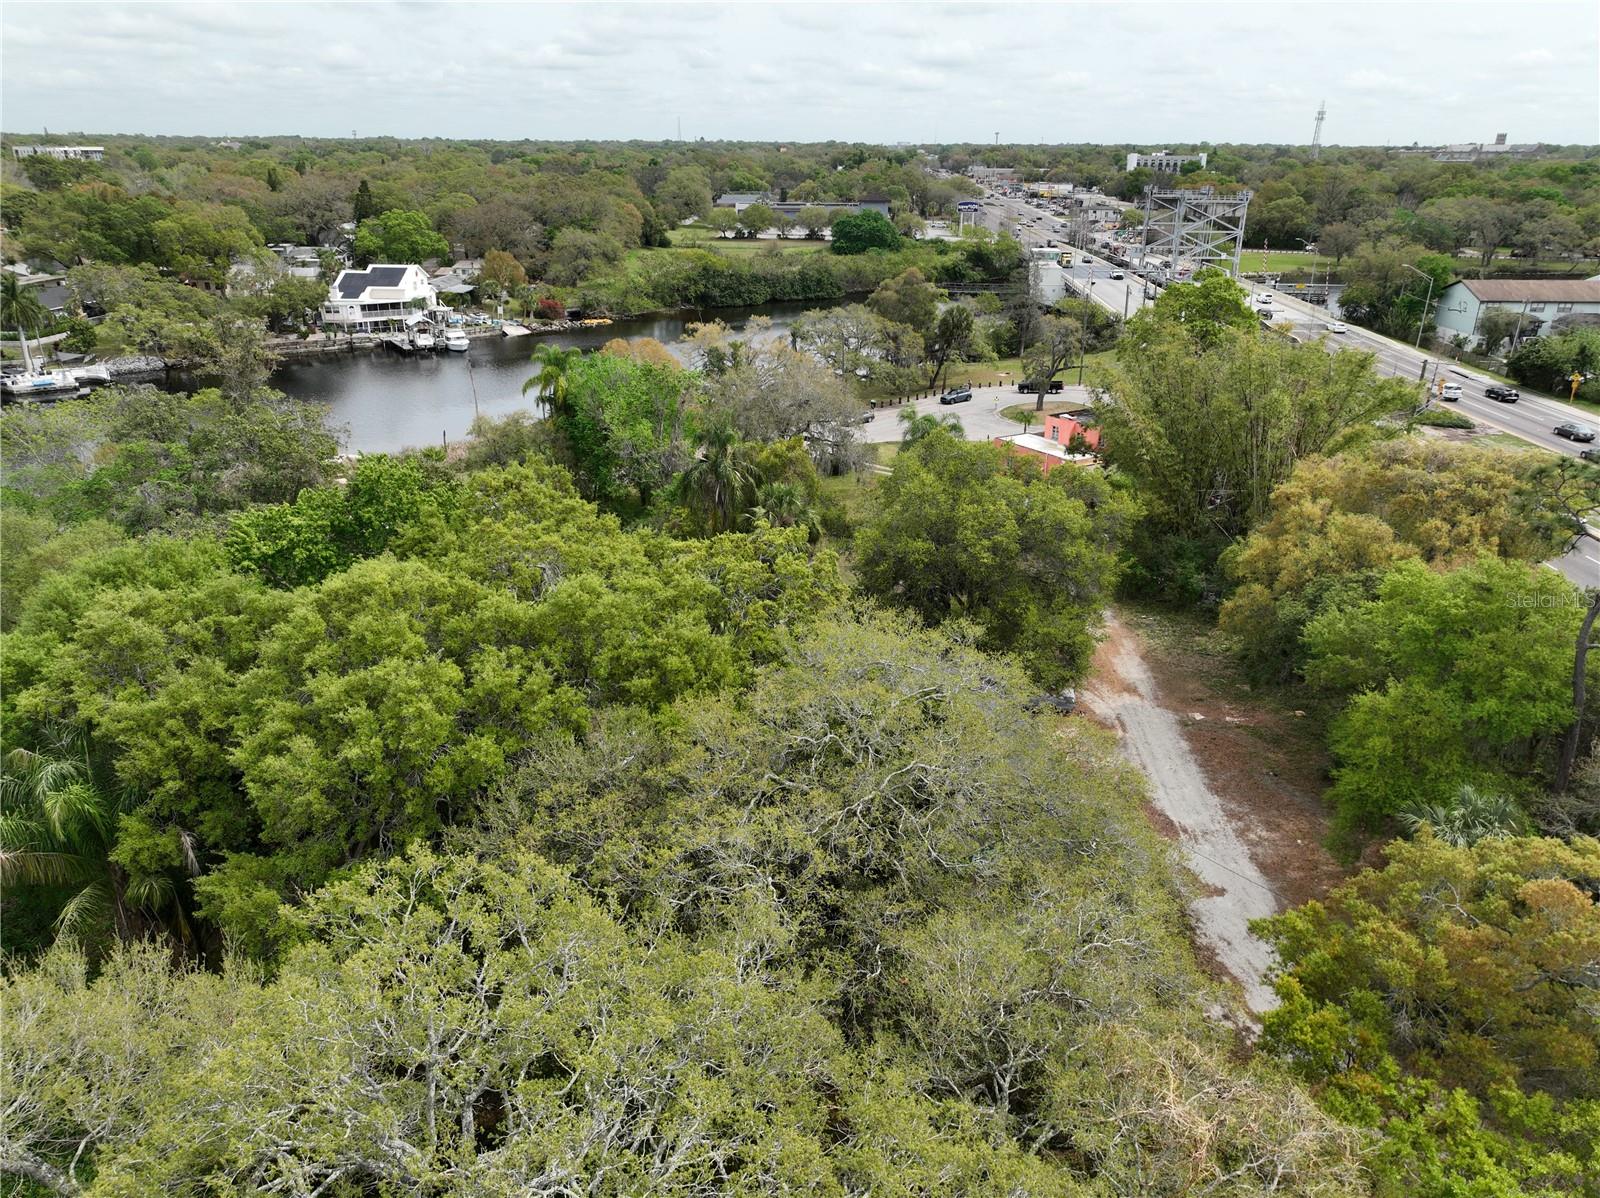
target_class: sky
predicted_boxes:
[3,1,1596,147]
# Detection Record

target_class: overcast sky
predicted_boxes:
[3,1,1596,147]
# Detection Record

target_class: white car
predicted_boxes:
[1327,321,1348,334]
[1440,383,1463,401]
[1253,292,1274,305]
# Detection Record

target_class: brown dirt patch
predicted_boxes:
[1126,610,1350,911]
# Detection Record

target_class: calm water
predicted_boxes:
[258,301,832,455]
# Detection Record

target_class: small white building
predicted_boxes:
[322,264,438,333]
[1434,278,1600,347]
[12,145,105,161]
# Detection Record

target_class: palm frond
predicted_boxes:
[123,872,175,912]
[53,880,113,938]
[39,780,118,847]
[0,847,99,887]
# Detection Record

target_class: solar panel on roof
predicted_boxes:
[335,266,409,299]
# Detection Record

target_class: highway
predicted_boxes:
[1256,286,1597,460]
[974,188,1598,586]
[981,189,1598,458]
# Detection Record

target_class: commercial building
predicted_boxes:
[991,409,1101,475]
[712,192,773,213]
[1433,279,1600,348]
[321,264,438,333]
[1125,150,1207,173]
[966,166,1018,183]
[712,193,891,219]
[11,144,104,161]
[1399,134,1542,163]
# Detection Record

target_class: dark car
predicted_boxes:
[1554,422,1597,442]
[1016,378,1064,394]
[938,386,973,406]
[1485,385,1520,403]
[1580,448,1600,462]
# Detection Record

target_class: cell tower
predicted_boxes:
[1136,186,1254,278]
[1311,101,1326,159]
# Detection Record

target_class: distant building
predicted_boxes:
[991,432,1096,475]
[770,198,891,219]
[712,194,892,221]
[712,192,775,213]
[0,267,74,319]
[1434,278,1600,347]
[1398,134,1541,162]
[321,264,438,333]
[11,145,104,162]
[966,166,1018,182]
[1125,150,1207,173]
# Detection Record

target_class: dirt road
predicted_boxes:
[1082,612,1282,1013]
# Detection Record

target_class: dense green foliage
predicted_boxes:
[1258,832,1600,1197]
[6,131,1600,1195]
[829,208,902,255]
[1098,286,1416,601]
[1219,441,1563,682]
[1507,326,1600,402]
[0,377,1370,1189]
[1305,557,1585,830]
[856,431,1138,688]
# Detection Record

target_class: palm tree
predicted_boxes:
[677,417,752,534]
[1398,784,1524,847]
[898,407,964,447]
[0,272,50,342]
[0,726,136,945]
[1016,409,1037,436]
[521,344,582,416]
[748,480,820,539]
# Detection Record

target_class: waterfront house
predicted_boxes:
[321,264,439,333]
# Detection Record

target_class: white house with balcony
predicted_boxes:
[321,264,438,333]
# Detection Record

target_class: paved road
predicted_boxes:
[1257,286,1598,460]
[857,382,1094,445]
[974,192,1598,587]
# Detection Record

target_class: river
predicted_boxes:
[259,300,831,455]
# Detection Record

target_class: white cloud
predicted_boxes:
[0,1,1593,143]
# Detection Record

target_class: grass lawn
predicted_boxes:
[1238,249,1339,278]
[668,227,828,255]
[999,401,1079,424]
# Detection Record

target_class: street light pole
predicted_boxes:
[1076,282,1097,385]
[1403,263,1435,351]
[1296,237,1318,304]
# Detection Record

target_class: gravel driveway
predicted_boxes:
[1082,612,1281,1014]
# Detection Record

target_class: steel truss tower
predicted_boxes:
[1311,100,1326,159]
[1136,187,1254,278]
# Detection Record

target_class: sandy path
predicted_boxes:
[1082,612,1281,1013]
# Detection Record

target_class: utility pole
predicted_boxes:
[1403,262,1435,351]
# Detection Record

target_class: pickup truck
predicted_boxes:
[1017,379,1064,394]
